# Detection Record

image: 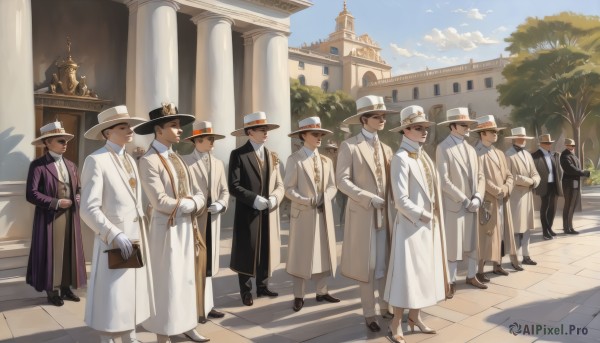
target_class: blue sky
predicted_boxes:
[289,0,600,75]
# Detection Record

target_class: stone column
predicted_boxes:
[0,0,35,240]
[247,29,291,160]
[191,14,235,164]
[126,0,180,148]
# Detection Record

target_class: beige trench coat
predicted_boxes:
[505,146,541,234]
[284,149,338,280]
[336,133,394,283]
[474,141,517,262]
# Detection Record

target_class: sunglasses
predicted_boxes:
[56,139,67,145]
[459,124,469,128]
[408,126,428,132]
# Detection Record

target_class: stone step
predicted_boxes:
[0,240,30,271]
[0,269,42,302]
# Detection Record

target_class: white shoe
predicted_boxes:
[183,329,210,342]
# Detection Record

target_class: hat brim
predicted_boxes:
[84,117,148,140]
[287,128,333,138]
[389,120,435,133]
[133,114,196,135]
[342,110,398,125]
[470,126,506,133]
[539,140,555,144]
[437,119,478,126]
[230,123,280,137]
[31,133,74,147]
[504,135,534,140]
[185,133,226,141]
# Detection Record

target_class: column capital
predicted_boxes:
[191,12,234,26]
[242,28,289,45]
[125,0,179,12]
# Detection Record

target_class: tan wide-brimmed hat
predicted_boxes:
[133,103,196,135]
[470,115,506,133]
[389,105,435,133]
[324,140,338,150]
[230,111,280,136]
[343,95,398,125]
[504,127,534,140]
[84,105,146,140]
[31,121,74,147]
[184,121,225,141]
[288,116,332,137]
[564,138,575,146]
[538,134,555,143]
[438,107,477,126]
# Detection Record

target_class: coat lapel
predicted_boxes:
[447,140,470,176]
[300,152,317,194]
[356,135,378,182]
[242,141,261,180]
[43,153,60,182]
[106,146,136,200]
[209,154,216,199]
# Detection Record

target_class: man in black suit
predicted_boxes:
[560,138,590,235]
[228,112,284,306]
[531,134,563,240]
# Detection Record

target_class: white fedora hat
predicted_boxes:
[31,121,74,147]
[231,111,280,136]
[504,127,534,140]
[389,105,434,133]
[184,121,225,141]
[470,115,506,133]
[343,95,398,125]
[438,107,477,126]
[538,134,555,143]
[84,105,147,140]
[288,116,333,137]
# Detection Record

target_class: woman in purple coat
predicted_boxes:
[26,121,86,306]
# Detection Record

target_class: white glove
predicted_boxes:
[371,196,385,209]
[179,199,196,214]
[208,202,224,214]
[113,233,133,260]
[467,197,481,212]
[253,196,269,211]
[268,196,277,210]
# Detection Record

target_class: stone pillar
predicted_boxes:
[126,0,180,148]
[191,14,235,164]
[247,29,291,160]
[0,0,35,240]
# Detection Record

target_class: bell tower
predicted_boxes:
[335,1,354,33]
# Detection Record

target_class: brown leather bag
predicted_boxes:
[104,243,144,269]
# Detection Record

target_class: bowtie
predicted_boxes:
[514,145,523,152]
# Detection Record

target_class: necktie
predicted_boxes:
[313,154,322,194]
[169,152,189,197]
[121,154,137,190]
[56,158,69,184]
[419,153,435,201]
[202,154,210,173]
[372,136,384,197]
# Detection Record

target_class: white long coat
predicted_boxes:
[80,146,154,332]
[139,143,205,336]
[384,139,449,309]
[505,146,541,233]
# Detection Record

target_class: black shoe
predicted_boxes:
[242,292,253,306]
[256,288,278,297]
[511,263,524,271]
[564,229,578,235]
[198,316,207,324]
[365,320,381,332]
[476,272,490,283]
[543,232,553,240]
[492,266,509,276]
[60,287,80,302]
[381,310,394,319]
[522,256,537,265]
[548,229,557,236]
[316,293,340,303]
[293,298,304,312]
[207,309,225,318]
[47,292,64,307]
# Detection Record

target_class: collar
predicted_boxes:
[302,146,318,158]
[361,128,378,141]
[106,140,125,155]
[402,136,421,152]
[478,141,493,152]
[249,140,264,152]
[48,151,62,161]
[152,140,172,157]
[513,145,523,152]
[539,147,551,155]
[450,131,466,141]
[194,149,210,160]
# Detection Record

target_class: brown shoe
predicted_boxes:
[446,283,456,299]
[466,276,488,289]
[493,265,509,276]
[476,272,490,283]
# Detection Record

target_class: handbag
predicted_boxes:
[104,243,144,269]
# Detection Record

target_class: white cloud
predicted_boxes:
[493,26,508,33]
[452,8,486,20]
[425,9,433,13]
[424,27,499,51]
[390,44,413,57]
[460,22,469,27]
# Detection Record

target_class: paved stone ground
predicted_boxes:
[1,187,600,342]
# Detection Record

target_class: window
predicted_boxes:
[321,80,329,92]
[467,80,473,91]
[298,75,306,86]
[330,46,339,55]
[412,87,419,100]
[323,66,329,75]
[433,84,440,96]
[298,61,304,70]
[392,90,398,103]
[485,77,493,88]
[453,82,460,93]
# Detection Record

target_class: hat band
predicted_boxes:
[402,111,425,125]
[41,128,66,135]
[447,114,469,121]
[358,103,386,113]
[244,119,267,127]
[102,113,131,122]
[299,123,321,130]
[193,128,213,135]
[476,121,497,129]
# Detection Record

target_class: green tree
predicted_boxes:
[498,12,600,166]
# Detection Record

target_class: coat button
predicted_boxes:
[133,217,138,222]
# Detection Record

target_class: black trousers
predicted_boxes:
[562,183,580,231]
[539,184,557,234]
[238,216,270,296]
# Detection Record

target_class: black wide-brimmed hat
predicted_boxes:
[133,103,195,135]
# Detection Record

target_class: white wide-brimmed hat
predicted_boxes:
[564,138,575,146]
[288,116,333,137]
[31,121,74,147]
[184,121,225,141]
[438,107,477,126]
[504,127,534,140]
[343,95,398,125]
[84,105,147,140]
[231,111,280,136]
[389,105,435,133]
[470,115,506,133]
[133,103,196,135]
[324,140,338,150]
[538,134,555,143]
